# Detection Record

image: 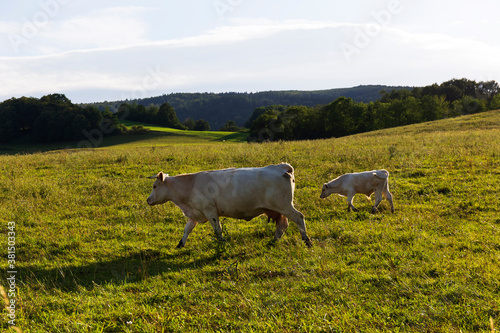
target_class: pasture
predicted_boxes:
[1,110,500,332]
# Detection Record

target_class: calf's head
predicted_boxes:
[320,183,332,199]
[320,176,342,199]
[147,172,170,206]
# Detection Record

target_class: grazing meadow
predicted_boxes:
[1,110,500,332]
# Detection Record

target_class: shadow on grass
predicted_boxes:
[0,130,248,155]
[0,132,167,155]
[19,231,273,291]
[20,248,225,291]
[18,220,298,291]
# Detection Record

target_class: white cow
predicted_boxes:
[147,163,312,248]
[320,169,395,213]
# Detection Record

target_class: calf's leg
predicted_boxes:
[372,190,383,213]
[347,193,358,212]
[383,187,395,213]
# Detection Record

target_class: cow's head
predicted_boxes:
[147,172,170,206]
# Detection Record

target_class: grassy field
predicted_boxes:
[0,122,248,154]
[1,110,500,332]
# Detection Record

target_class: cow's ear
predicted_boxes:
[158,172,169,182]
[324,183,328,189]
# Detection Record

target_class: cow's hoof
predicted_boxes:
[303,237,313,248]
[176,240,185,249]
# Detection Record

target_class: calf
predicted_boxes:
[147,163,312,248]
[320,169,395,213]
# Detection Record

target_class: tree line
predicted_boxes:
[0,94,230,145]
[89,85,406,130]
[0,94,126,144]
[116,103,212,131]
[1,78,498,145]
[247,79,500,142]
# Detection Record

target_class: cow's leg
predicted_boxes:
[206,213,224,241]
[347,193,358,212]
[372,190,383,213]
[177,218,198,248]
[383,187,395,213]
[273,215,289,241]
[283,207,312,247]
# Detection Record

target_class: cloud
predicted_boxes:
[0,6,151,56]
[1,17,499,102]
[50,12,148,49]
[0,19,344,101]
[121,18,346,50]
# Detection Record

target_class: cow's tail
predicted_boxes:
[279,163,294,180]
[373,169,389,179]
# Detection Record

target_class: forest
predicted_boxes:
[115,102,211,131]
[1,79,498,145]
[0,94,125,144]
[88,85,406,130]
[247,79,500,142]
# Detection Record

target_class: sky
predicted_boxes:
[0,0,499,103]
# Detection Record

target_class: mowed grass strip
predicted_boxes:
[0,110,499,332]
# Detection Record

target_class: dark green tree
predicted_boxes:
[489,94,500,110]
[322,97,357,137]
[183,118,196,130]
[220,120,240,132]
[477,80,500,100]
[158,102,181,128]
[193,119,210,131]
[420,95,448,121]
[248,108,282,142]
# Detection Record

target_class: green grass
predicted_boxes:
[120,120,249,145]
[1,111,500,332]
[0,121,248,154]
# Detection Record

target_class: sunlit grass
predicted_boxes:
[0,110,499,332]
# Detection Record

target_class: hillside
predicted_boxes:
[1,110,499,332]
[2,79,496,149]
[0,120,248,154]
[89,85,409,130]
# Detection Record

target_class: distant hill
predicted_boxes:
[88,85,410,130]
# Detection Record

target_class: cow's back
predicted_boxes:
[190,163,295,220]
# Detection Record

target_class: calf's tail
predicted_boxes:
[373,169,389,179]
